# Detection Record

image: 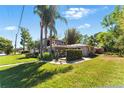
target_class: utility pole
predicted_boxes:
[14,6,25,54]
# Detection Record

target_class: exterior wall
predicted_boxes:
[81,47,89,57]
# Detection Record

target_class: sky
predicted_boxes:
[0,5,115,48]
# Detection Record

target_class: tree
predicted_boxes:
[34,5,67,53]
[34,5,49,54]
[63,28,83,44]
[115,34,124,56]
[34,40,40,53]
[95,32,115,52]
[0,37,13,54]
[87,35,97,46]
[101,14,115,31]
[81,34,89,44]
[101,5,124,54]
[48,5,67,53]
[20,27,32,51]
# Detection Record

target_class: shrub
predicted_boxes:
[38,53,43,60]
[25,52,39,58]
[42,52,53,61]
[33,52,39,58]
[66,49,83,62]
[21,50,29,54]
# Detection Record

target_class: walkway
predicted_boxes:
[0,61,37,68]
[49,57,91,64]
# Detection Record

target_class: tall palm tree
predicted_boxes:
[34,5,67,54]
[34,5,49,55]
[48,6,67,53]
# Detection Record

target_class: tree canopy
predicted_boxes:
[20,27,32,51]
[0,37,13,54]
[63,28,83,44]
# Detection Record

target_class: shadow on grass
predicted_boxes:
[0,62,73,88]
[17,57,29,60]
[88,54,98,58]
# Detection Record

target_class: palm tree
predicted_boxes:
[34,5,67,54]
[48,6,67,53]
[34,5,49,55]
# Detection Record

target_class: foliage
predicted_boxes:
[63,28,83,44]
[21,50,29,54]
[81,34,89,44]
[66,49,83,62]
[95,32,116,52]
[100,5,124,55]
[20,27,33,51]
[87,35,97,46]
[42,52,53,61]
[0,37,13,54]
[25,52,39,58]
[115,34,124,56]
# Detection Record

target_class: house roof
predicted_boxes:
[53,44,90,49]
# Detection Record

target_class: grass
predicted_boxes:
[0,54,37,65]
[0,54,124,87]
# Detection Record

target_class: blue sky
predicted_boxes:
[0,5,115,48]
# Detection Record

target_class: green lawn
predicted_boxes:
[0,55,124,88]
[0,54,37,65]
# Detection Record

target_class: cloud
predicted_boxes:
[103,6,108,10]
[4,26,17,31]
[78,24,91,29]
[64,8,95,19]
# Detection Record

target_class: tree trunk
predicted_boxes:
[40,21,43,55]
[50,29,52,53]
[23,43,25,51]
[44,25,48,52]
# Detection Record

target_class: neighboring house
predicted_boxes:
[51,40,65,45]
[47,39,65,46]
[16,48,23,53]
[94,47,104,54]
[0,51,6,56]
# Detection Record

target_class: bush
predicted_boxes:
[66,49,83,62]
[21,50,29,54]
[42,52,53,61]
[25,52,39,58]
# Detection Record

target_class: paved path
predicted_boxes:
[49,57,91,64]
[0,61,37,68]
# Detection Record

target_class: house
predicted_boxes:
[94,47,104,54]
[47,39,65,46]
[0,51,6,56]
[52,44,95,57]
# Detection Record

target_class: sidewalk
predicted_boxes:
[0,61,37,68]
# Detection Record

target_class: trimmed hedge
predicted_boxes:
[66,49,83,62]
[42,52,53,61]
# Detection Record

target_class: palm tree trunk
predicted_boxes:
[40,21,43,55]
[50,29,52,53]
[44,25,48,52]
